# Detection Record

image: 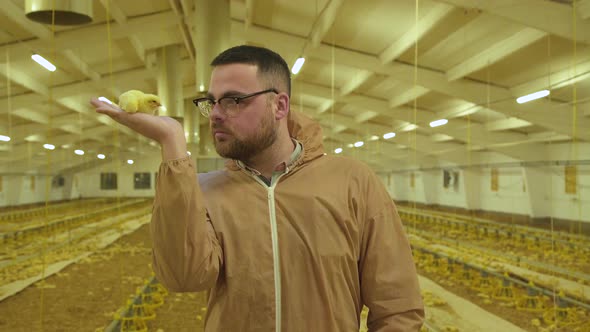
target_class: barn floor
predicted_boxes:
[0,223,207,332]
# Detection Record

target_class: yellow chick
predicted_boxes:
[118,90,162,115]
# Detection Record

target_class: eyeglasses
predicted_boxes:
[193,88,278,117]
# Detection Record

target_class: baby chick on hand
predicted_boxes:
[118,90,162,115]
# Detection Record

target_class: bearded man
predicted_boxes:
[91,45,424,332]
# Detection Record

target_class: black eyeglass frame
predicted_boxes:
[192,88,279,117]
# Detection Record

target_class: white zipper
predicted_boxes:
[267,183,281,332]
[236,143,304,331]
[249,172,287,332]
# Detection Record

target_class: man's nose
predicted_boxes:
[209,102,225,121]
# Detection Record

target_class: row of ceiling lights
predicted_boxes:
[3,55,126,163]
[289,58,551,156]
[0,135,133,164]
[30,52,552,107]
[31,53,554,105]
[332,119,451,154]
[1,54,553,160]
[40,144,134,164]
[334,132,396,154]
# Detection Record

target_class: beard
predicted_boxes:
[212,109,278,162]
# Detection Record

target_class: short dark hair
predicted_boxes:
[211,45,291,96]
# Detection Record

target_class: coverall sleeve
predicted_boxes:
[150,156,223,292]
[359,174,424,331]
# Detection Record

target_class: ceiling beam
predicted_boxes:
[353,111,379,124]
[12,108,50,124]
[235,20,590,141]
[5,123,45,141]
[579,0,590,20]
[62,50,102,81]
[0,11,178,64]
[511,59,590,97]
[0,65,159,165]
[0,0,104,81]
[485,117,532,131]
[295,80,550,159]
[293,104,422,164]
[435,0,590,43]
[169,0,196,61]
[389,85,430,108]
[386,61,590,140]
[446,28,546,81]
[308,0,345,48]
[245,0,255,28]
[99,0,149,64]
[436,104,482,119]
[294,103,392,141]
[379,3,454,64]
[0,1,51,39]
[339,70,372,97]
[0,66,49,96]
[334,130,470,167]
[100,0,127,24]
[2,60,166,108]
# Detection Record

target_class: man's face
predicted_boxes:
[208,64,278,161]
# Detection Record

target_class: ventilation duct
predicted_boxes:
[25,0,93,25]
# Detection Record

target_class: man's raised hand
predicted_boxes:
[90,97,187,160]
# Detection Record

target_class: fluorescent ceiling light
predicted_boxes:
[199,84,205,92]
[43,143,55,150]
[31,54,56,72]
[369,135,379,141]
[97,154,105,159]
[383,132,396,139]
[429,119,448,128]
[98,96,113,104]
[516,90,550,104]
[334,148,343,154]
[354,141,364,147]
[0,135,10,142]
[74,149,84,155]
[291,57,305,74]
[127,159,134,164]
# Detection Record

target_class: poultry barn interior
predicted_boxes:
[0,0,589,331]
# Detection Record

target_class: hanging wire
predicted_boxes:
[5,50,12,177]
[543,33,561,324]
[330,26,335,154]
[411,0,419,226]
[75,47,85,244]
[464,43,478,219]
[39,3,57,330]
[104,0,120,210]
[104,0,125,307]
[571,0,582,236]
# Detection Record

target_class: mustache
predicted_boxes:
[211,123,231,133]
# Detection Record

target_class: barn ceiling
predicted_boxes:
[0,0,589,175]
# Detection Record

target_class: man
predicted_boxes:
[91,45,424,331]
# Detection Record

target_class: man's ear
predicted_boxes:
[275,93,290,120]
